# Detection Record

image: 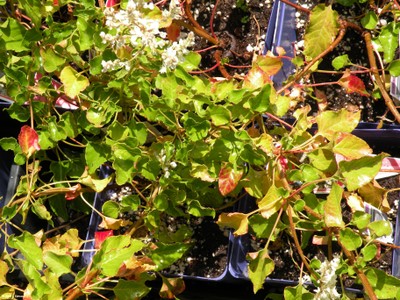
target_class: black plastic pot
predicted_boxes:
[81,165,236,282]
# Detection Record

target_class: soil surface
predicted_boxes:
[191,0,273,77]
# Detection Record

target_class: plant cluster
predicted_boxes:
[0,0,399,299]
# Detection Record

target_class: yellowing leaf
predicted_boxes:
[345,193,364,212]
[217,212,248,236]
[333,132,372,159]
[254,52,283,76]
[258,185,286,219]
[316,108,360,140]
[99,216,133,230]
[304,5,339,60]
[60,66,89,98]
[324,182,345,228]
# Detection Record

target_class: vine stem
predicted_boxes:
[279,0,310,14]
[363,31,400,123]
[287,205,318,280]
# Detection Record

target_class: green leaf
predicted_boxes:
[183,112,211,141]
[19,260,51,299]
[0,18,30,52]
[308,148,337,175]
[113,279,151,300]
[388,59,400,76]
[187,200,215,217]
[332,54,351,70]
[8,232,43,269]
[368,220,392,237]
[361,244,377,262]
[304,5,339,59]
[351,211,371,230]
[333,133,372,159]
[85,142,110,173]
[102,200,120,218]
[283,284,314,300]
[77,16,95,51]
[316,109,360,140]
[365,268,400,299]
[339,154,386,191]
[150,242,191,271]
[40,47,66,73]
[249,213,281,240]
[93,236,145,277]
[248,84,271,113]
[180,52,201,71]
[0,261,8,286]
[209,106,231,126]
[378,22,398,63]
[339,228,362,251]
[60,66,90,98]
[247,248,274,293]
[217,212,248,236]
[361,11,378,30]
[43,252,73,277]
[324,182,344,228]
[18,0,42,27]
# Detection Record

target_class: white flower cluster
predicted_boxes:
[100,0,194,73]
[314,255,341,300]
[158,149,177,179]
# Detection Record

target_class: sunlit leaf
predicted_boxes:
[217,212,248,236]
[8,232,43,270]
[332,54,351,70]
[60,66,89,98]
[304,5,339,59]
[43,252,73,277]
[254,52,283,76]
[368,220,392,237]
[333,132,372,159]
[324,182,344,228]
[247,248,274,293]
[316,108,360,140]
[361,11,378,30]
[258,185,287,219]
[365,268,400,299]
[339,154,387,191]
[339,228,362,251]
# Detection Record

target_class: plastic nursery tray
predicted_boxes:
[229,152,400,285]
[81,165,236,282]
[264,0,297,87]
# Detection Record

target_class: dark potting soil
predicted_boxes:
[192,0,273,77]
[294,0,393,122]
[165,216,230,278]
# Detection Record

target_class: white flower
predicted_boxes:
[314,255,341,300]
[169,161,177,168]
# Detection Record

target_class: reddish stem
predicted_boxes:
[209,0,220,39]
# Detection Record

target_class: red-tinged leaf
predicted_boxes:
[254,52,283,76]
[106,0,119,7]
[218,165,243,196]
[18,125,40,157]
[243,66,271,89]
[166,23,181,42]
[95,230,114,249]
[53,0,59,6]
[65,184,82,201]
[338,71,369,96]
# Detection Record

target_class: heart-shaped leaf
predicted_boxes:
[60,66,89,98]
[338,71,369,96]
